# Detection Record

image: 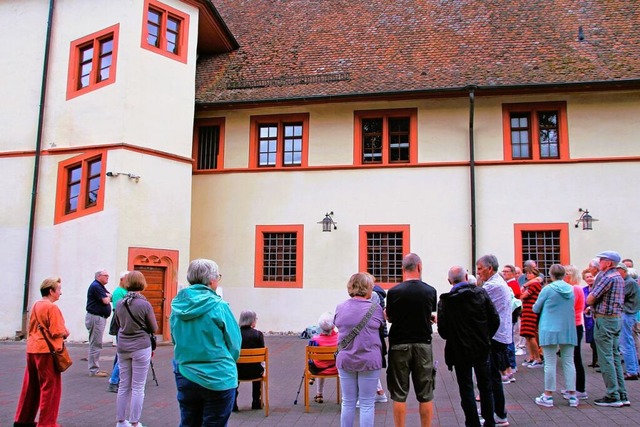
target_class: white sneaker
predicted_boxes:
[116,422,131,427]
[515,348,526,356]
[562,390,588,400]
[569,396,579,407]
[535,393,554,408]
[375,392,388,403]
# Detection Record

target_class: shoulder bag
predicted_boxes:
[33,303,73,372]
[335,302,377,358]
[123,300,157,351]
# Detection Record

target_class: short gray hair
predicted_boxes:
[448,266,467,284]
[402,253,422,272]
[588,258,600,270]
[318,312,335,333]
[477,254,499,272]
[628,268,638,280]
[238,310,257,327]
[549,264,566,280]
[95,269,107,280]
[187,258,220,285]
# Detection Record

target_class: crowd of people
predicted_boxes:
[12,250,640,427]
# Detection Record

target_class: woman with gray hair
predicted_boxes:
[170,259,242,426]
[234,310,265,411]
[308,312,338,403]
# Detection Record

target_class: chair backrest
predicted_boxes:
[306,345,337,365]
[238,347,268,367]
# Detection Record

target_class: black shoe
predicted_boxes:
[251,400,262,410]
[621,394,631,406]
[108,382,119,393]
[594,396,623,407]
[624,373,639,381]
[232,404,239,412]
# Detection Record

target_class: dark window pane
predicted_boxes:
[262,232,298,281]
[362,118,383,163]
[198,125,220,170]
[389,117,410,162]
[521,230,561,281]
[366,232,404,283]
[538,111,559,159]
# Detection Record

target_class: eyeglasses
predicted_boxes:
[217,273,223,282]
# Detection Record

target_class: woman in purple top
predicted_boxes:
[334,272,385,427]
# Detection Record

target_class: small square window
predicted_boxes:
[249,114,309,169]
[355,109,417,165]
[141,0,190,63]
[193,118,225,171]
[359,225,410,288]
[255,225,304,288]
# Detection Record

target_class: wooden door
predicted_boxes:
[135,266,165,335]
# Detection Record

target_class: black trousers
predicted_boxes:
[454,354,495,427]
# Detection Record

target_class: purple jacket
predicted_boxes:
[334,298,384,372]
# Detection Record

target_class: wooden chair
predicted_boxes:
[237,347,269,416]
[304,345,340,412]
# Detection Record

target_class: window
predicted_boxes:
[514,223,569,279]
[55,151,107,224]
[359,225,410,288]
[141,0,190,63]
[354,109,417,165]
[66,24,119,100]
[255,225,304,288]
[249,114,309,168]
[193,118,225,170]
[502,102,569,161]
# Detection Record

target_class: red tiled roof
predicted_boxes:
[196,0,640,105]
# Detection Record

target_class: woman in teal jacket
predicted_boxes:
[532,264,578,408]
[170,259,242,427]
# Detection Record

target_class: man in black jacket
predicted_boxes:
[438,266,500,427]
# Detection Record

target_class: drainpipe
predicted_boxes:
[18,0,55,339]
[467,86,477,273]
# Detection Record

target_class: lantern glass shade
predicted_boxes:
[322,215,332,232]
[582,212,593,230]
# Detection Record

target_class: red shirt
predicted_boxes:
[506,278,521,299]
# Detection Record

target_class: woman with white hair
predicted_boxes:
[309,312,338,403]
[233,310,265,411]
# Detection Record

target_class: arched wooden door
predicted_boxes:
[135,266,166,335]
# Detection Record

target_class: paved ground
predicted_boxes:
[2,335,640,426]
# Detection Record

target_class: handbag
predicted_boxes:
[334,302,377,358]
[123,299,156,351]
[108,310,119,336]
[33,304,73,372]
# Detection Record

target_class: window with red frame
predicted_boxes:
[355,109,417,165]
[142,0,189,63]
[254,225,304,288]
[503,102,569,161]
[249,114,309,168]
[514,223,569,279]
[66,24,119,100]
[193,119,225,170]
[55,152,106,224]
[359,225,410,287]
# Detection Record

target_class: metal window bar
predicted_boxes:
[263,232,297,282]
[367,232,404,283]
[521,230,561,280]
[198,126,220,170]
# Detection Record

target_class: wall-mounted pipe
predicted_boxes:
[19,0,55,339]
[467,86,477,273]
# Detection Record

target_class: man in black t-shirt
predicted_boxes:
[385,253,437,427]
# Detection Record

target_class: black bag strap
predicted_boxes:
[122,299,151,334]
[33,302,57,354]
[337,302,377,353]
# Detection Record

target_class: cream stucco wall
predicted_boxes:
[192,92,640,332]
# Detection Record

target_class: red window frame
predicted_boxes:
[359,225,410,288]
[514,223,570,275]
[254,225,304,288]
[502,102,569,161]
[141,0,190,63]
[54,150,107,224]
[193,118,225,171]
[354,109,418,166]
[249,114,309,169]
[66,24,119,100]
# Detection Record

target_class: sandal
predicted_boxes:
[314,394,324,403]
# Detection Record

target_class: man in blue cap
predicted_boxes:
[586,251,628,407]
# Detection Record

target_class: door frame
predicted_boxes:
[128,247,179,341]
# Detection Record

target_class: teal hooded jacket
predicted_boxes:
[170,284,242,391]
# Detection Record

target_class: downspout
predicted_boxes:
[467,86,477,273]
[18,0,55,339]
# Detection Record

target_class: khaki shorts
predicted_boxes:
[386,343,435,403]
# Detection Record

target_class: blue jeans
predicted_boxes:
[594,316,627,399]
[110,337,120,385]
[174,368,235,427]
[454,355,494,427]
[621,313,639,375]
[338,368,380,427]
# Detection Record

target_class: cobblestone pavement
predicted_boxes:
[2,335,640,426]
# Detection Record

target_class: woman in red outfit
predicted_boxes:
[14,277,69,427]
[520,266,544,368]
[309,312,338,403]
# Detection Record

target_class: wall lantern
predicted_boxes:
[575,208,598,230]
[318,211,337,232]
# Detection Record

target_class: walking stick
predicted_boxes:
[149,353,159,386]
[293,371,305,405]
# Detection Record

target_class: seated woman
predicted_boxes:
[234,310,265,411]
[309,312,338,403]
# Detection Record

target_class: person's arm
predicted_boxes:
[532,288,547,313]
[145,302,158,333]
[222,305,242,360]
[436,299,448,339]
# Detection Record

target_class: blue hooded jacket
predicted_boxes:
[170,284,241,391]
